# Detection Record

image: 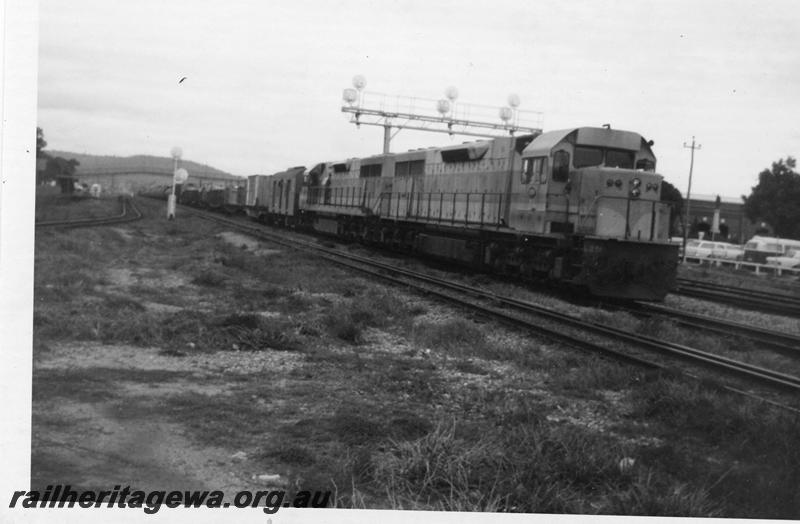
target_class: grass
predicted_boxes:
[35,191,123,222]
[412,317,486,354]
[34,298,306,353]
[323,288,415,343]
[635,316,800,376]
[31,195,800,517]
[364,416,719,515]
[214,312,303,352]
[626,377,800,518]
[192,269,227,287]
[548,357,645,398]
[411,317,556,370]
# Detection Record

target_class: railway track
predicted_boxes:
[35,196,143,228]
[675,277,800,318]
[182,206,800,406]
[624,302,800,358]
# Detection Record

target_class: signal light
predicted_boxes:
[606,179,614,187]
[614,179,622,188]
[632,178,641,188]
[631,188,641,198]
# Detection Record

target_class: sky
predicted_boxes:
[35,0,800,198]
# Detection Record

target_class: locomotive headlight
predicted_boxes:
[606,179,614,187]
[632,178,642,188]
[614,179,622,188]
[631,188,641,198]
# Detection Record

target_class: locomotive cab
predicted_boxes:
[512,127,666,238]
[514,127,677,299]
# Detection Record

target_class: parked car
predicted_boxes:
[765,249,800,268]
[684,240,743,260]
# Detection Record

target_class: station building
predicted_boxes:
[683,193,767,244]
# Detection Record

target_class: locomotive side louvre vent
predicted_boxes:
[440,143,490,163]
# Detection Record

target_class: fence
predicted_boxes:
[682,256,800,276]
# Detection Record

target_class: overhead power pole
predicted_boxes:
[682,136,702,262]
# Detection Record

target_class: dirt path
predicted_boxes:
[32,342,299,494]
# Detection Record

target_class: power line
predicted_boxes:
[682,136,702,262]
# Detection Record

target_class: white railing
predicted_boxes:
[682,256,800,276]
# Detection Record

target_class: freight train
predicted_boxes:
[180,126,678,300]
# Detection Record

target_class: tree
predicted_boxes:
[36,127,50,184]
[743,157,800,239]
[44,156,80,194]
[660,179,683,237]
[36,127,48,157]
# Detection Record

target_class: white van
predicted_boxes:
[743,236,800,263]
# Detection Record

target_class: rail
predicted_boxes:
[629,301,800,358]
[674,277,800,318]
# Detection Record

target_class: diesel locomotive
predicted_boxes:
[241,126,678,300]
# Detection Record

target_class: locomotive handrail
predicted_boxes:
[375,190,507,228]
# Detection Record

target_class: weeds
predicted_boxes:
[628,377,800,517]
[549,357,642,398]
[411,318,547,369]
[365,416,722,515]
[580,309,640,332]
[412,318,485,355]
[34,297,304,353]
[323,288,412,343]
[603,471,719,516]
[214,313,302,352]
[192,269,226,287]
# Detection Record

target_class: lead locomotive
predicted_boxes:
[236,126,677,300]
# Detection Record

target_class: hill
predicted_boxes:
[46,150,243,181]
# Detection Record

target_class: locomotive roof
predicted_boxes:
[438,140,491,160]
[272,165,306,177]
[523,127,645,157]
